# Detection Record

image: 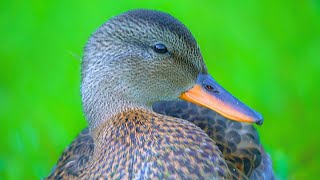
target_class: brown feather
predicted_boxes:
[47,101,274,179]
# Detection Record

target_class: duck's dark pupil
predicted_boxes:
[154,44,168,54]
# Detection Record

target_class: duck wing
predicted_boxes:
[46,128,94,179]
[153,101,274,179]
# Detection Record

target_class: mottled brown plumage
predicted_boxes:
[153,101,274,180]
[47,101,274,179]
[47,9,274,179]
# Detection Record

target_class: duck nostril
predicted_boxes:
[204,84,219,93]
[205,84,213,91]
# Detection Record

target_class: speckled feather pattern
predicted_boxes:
[153,101,274,180]
[48,107,231,179]
[47,101,274,179]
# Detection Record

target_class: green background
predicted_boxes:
[1,0,319,179]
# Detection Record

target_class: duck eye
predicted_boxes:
[153,44,168,54]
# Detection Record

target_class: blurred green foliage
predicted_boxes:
[0,0,319,179]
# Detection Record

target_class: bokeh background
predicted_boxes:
[1,0,319,179]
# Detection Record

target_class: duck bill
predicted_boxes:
[180,74,263,125]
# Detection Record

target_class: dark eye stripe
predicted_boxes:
[153,44,168,54]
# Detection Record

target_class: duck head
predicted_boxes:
[81,9,263,129]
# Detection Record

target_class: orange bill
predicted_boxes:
[180,74,263,125]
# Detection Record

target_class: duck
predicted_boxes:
[47,9,273,179]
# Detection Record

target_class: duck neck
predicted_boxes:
[91,109,156,149]
[81,81,152,130]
